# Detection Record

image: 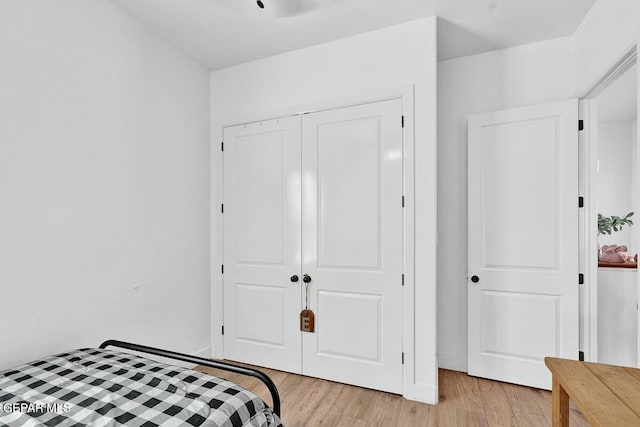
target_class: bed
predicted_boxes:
[0,340,282,427]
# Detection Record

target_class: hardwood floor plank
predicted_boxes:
[436,370,464,426]
[334,415,369,427]
[455,407,490,427]
[476,374,517,426]
[453,372,486,414]
[375,392,403,427]
[299,380,348,427]
[503,382,547,427]
[526,386,554,426]
[195,365,590,426]
[437,371,489,427]
[397,398,432,427]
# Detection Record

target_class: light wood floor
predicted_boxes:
[196,365,590,426]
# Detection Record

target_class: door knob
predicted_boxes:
[303,274,312,283]
[290,275,299,283]
[471,275,480,283]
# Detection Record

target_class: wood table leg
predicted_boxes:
[552,375,570,427]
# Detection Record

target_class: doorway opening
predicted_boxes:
[581,44,638,367]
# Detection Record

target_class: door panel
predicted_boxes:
[482,118,560,269]
[481,291,560,359]
[316,117,382,270]
[301,99,404,394]
[223,117,302,373]
[317,291,382,361]
[235,284,286,346]
[468,100,579,390]
[234,132,288,266]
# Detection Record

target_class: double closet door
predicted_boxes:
[223,99,404,394]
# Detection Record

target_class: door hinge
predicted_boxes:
[221,204,224,213]
[402,274,405,287]
[221,325,224,335]
[578,197,584,208]
[221,141,224,151]
[402,352,405,364]
[578,120,584,131]
[402,196,405,208]
[221,264,224,274]
[401,115,405,128]
[578,273,584,285]
[578,351,584,361]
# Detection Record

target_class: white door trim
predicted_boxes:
[580,99,598,362]
[579,43,637,99]
[211,86,418,400]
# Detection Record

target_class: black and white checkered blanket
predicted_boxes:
[0,348,283,427]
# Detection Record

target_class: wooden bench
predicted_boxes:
[545,357,640,426]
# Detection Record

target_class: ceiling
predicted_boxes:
[110,0,596,70]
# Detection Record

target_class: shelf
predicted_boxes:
[598,261,637,269]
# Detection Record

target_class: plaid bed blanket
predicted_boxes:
[0,348,283,427]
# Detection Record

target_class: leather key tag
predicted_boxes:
[300,309,315,333]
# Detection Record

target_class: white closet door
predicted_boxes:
[301,99,404,394]
[223,116,302,373]
[467,100,579,389]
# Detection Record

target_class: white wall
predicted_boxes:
[437,37,577,371]
[0,0,211,369]
[597,268,637,367]
[210,18,438,403]
[575,0,640,95]
[597,121,635,251]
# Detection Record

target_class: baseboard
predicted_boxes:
[167,345,212,369]
[193,345,212,359]
[115,344,212,370]
[437,353,468,373]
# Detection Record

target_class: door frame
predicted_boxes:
[579,43,638,363]
[211,86,419,399]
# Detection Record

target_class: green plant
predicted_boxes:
[598,212,634,235]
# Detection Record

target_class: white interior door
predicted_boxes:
[223,116,302,373]
[301,99,404,394]
[468,100,579,390]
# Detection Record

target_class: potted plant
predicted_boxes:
[598,212,634,236]
[598,212,634,261]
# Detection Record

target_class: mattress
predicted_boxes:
[0,348,282,427]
